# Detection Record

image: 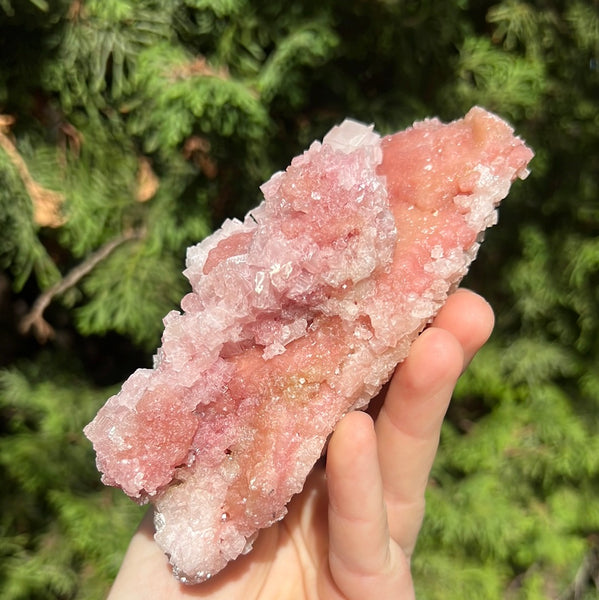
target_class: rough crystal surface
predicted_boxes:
[84,107,533,583]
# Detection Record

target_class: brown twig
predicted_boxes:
[168,56,230,82]
[0,114,66,228]
[136,156,160,202]
[560,542,599,600]
[20,229,143,343]
[67,0,84,21]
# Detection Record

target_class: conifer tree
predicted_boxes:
[1,1,598,598]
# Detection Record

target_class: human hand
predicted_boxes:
[108,288,494,600]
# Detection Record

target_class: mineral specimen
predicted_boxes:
[84,107,533,583]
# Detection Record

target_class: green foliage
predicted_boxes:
[0,356,144,600]
[41,0,174,114]
[75,241,187,347]
[0,146,60,290]
[130,42,270,149]
[0,0,50,17]
[1,0,598,598]
[452,36,546,119]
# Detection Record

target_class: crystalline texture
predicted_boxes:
[84,107,533,583]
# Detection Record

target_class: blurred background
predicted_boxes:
[0,1,597,598]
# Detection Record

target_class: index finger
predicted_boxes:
[374,289,494,554]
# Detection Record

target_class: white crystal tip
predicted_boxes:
[323,118,379,153]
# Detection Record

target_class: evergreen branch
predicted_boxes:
[67,0,83,21]
[168,55,231,82]
[0,115,65,228]
[19,229,143,343]
[559,543,599,600]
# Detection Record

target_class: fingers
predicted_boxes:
[375,327,463,555]
[326,411,415,599]
[432,288,495,369]
[326,412,389,576]
[375,289,494,554]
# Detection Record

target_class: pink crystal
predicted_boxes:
[84,107,533,583]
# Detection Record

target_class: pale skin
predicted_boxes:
[109,288,494,600]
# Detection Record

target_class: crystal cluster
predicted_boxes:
[84,107,533,583]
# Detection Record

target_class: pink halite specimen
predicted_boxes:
[84,107,533,583]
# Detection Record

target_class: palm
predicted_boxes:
[109,289,494,600]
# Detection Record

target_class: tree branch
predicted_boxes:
[0,114,66,228]
[560,543,599,600]
[20,229,143,343]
